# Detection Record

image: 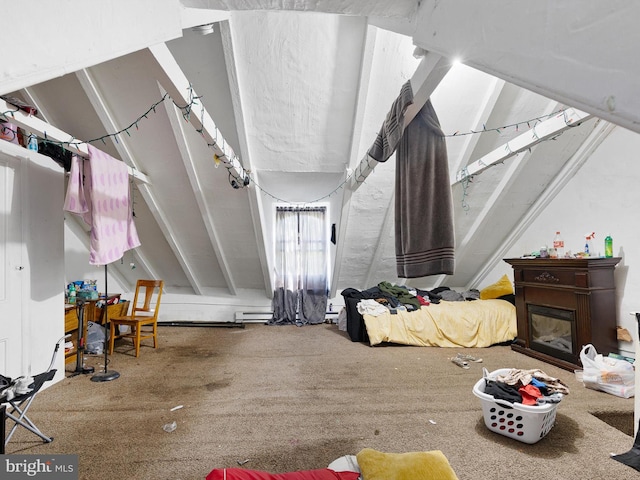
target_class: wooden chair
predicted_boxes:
[109,279,164,357]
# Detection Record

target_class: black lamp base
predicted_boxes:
[69,365,95,378]
[90,265,120,384]
[90,370,120,382]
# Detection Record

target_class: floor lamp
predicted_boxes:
[91,264,120,382]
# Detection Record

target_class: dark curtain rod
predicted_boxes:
[276,206,326,212]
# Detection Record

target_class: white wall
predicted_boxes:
[0,140,67,381]
[481,124,640,358]
[25,153,66,378]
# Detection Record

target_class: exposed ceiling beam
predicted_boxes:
[452,108,594,185]
[349,51,451,190]
[148,43,257,295]
[448,102,587,291]
[402,53,451,128]
[163,86,238,295]
[0,98,150,184]
[148,43,245,180]
[220,20,273,297]
[454,101,559,256]
[330,24,377,297]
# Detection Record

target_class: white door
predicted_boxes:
[0,150,24,377]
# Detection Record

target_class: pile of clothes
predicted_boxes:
[342,282,480,314]
[0,374,34,402]
[340,283,484,342]
[484,368,570,406]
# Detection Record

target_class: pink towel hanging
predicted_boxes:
[64,145,140,265]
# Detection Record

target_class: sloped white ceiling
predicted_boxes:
[2,0,636,304]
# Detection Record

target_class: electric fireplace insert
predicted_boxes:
[504,257,620,371]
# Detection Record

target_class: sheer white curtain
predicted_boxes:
[271,209,299,324]
[271,207,328,325]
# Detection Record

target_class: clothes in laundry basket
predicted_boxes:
[484,368,569,406]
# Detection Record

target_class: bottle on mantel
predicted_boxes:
[584,232,595,256]
[553,231,564,258]
[604,235,613,258]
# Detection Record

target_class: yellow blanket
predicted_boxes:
[362,299,517,347]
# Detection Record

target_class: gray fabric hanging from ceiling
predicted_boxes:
[367,80,414,163]
[394,98,455,277]
[369,79,455,278]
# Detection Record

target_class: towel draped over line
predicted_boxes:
[63,145,140,265]
[369,81,455,278]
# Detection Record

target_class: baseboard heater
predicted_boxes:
[234,311,340,323]
[234,312,272,323]
[159,320,245,328]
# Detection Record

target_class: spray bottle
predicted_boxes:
[584,232,595,256]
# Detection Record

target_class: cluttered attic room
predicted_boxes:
[2,1,640,479]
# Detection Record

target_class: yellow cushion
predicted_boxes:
[356,448,459,480]
[479,274,514,300]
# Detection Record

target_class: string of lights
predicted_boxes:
[453,108,589,211]
[1,94,575,206]
[1,87,251,191]
[445,108,566,137]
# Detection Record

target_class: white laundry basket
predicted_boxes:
[473,368,558,444]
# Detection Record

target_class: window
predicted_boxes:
[274,206,328,291]
[271,206,329,325]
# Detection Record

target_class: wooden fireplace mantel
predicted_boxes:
[504,257,621,371]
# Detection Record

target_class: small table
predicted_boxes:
[64,294,122,370]
[91,294,123,324]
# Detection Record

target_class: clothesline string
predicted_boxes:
[2,96,573,205]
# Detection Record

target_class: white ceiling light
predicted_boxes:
[192,23,215,35]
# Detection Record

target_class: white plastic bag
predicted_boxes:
[580,344,635,398]
[85,321,108,354]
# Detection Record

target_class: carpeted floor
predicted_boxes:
[4,323,637,480]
